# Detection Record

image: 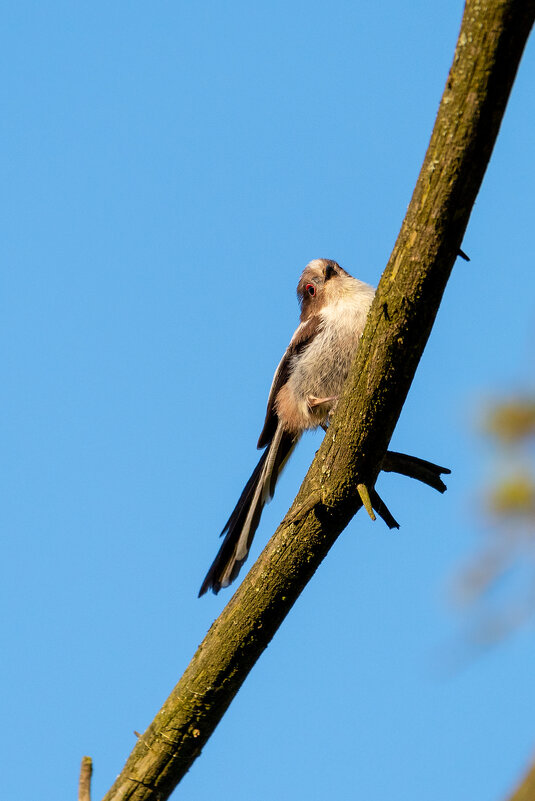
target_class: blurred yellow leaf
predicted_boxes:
[488,473,535,518]
[485,399,535,443]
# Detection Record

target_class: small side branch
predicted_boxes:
[382,451,451,494]
[78,756,93,801]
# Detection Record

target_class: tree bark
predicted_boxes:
[102,1,535,799]
[79,756,93,801]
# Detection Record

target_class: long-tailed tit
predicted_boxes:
[199,259,449,595]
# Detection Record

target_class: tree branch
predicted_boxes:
[78,756,93,801]
[102,2,535,799]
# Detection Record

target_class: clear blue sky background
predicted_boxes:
[2,2,534,800]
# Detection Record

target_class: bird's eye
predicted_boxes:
[306,283,316,297]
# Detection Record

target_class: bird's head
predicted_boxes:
[297,259,353,320]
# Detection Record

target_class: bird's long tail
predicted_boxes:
[199,425,298,596]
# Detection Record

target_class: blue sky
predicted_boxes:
[2,2,535,800]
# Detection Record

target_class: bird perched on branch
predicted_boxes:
[199,259,450,596]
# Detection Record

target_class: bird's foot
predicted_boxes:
[307,394,338,410]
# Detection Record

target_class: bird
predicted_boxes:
[199,258,450,595]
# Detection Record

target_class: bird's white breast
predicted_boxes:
[279,279,375,431]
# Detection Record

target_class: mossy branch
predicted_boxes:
[102,2,534,799]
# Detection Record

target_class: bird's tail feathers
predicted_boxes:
[198,426,297,596]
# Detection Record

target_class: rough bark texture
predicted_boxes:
[102,2,534,799]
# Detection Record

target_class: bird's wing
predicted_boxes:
[257,315,322,448]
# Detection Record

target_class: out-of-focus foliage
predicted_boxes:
[484,395,535,523]
[453,395,535,647]
[488,473,535,518]
[485,400,535,444]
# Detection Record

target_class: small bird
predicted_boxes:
[199,259,449,595]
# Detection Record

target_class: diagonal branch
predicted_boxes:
[102,2,535,799]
